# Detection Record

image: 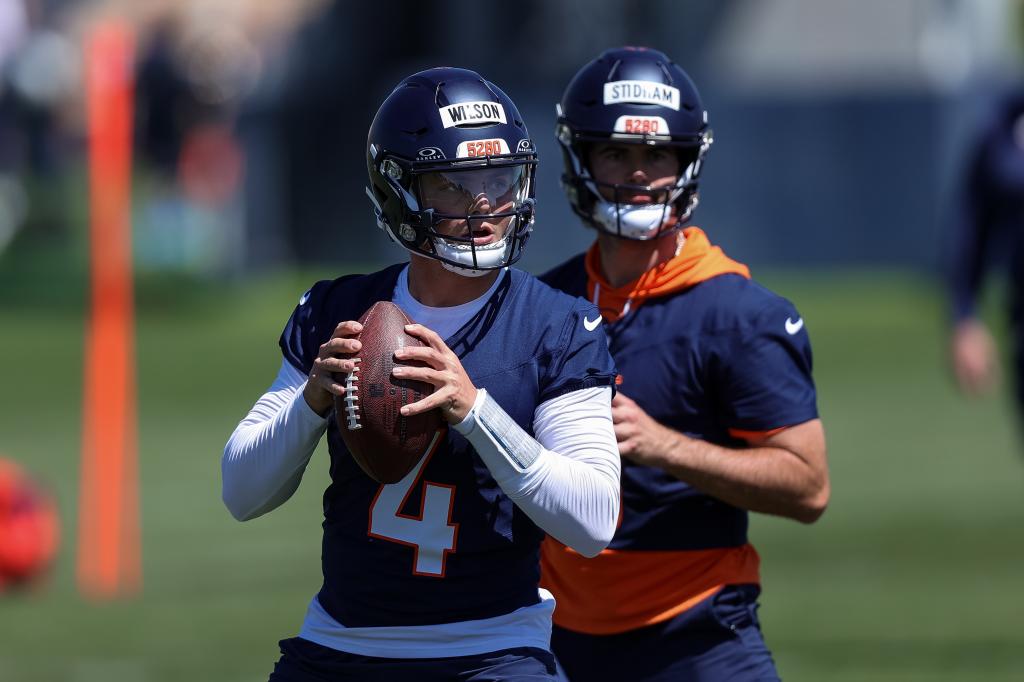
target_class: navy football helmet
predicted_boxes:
[366,68,537,276]
[557,47,712,240]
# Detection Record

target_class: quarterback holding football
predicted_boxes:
[222,67,620,681]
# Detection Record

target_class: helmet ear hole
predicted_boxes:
[576,142,595,173]
[397,223,419,244]
[678,147,699,172]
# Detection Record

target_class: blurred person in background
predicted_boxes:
[222,67,620,680]
[0,0,76,252]
[539,47,830,681]
[132,6,255,274]
[948,89,1024,426]
[134,14,197,180]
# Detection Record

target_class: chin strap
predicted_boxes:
[435,237,512,278]
[440,262,493,278]
[365,186,387,233]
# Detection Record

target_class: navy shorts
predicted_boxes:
[268,636,564,681]
[551,584,779,682]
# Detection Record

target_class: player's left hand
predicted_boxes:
[612,392,678,466]
[392,324,478,424]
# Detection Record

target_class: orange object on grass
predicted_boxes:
[0,458,60,592]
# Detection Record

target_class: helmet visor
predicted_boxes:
[416,165,530,217]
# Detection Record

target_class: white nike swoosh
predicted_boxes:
[583,315,603,332]
[785,317,804,335]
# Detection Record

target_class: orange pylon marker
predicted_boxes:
[78,21,140,599]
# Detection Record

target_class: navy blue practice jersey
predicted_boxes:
[539,252,818,635]
[951,90,1024,329]
[279,264,616,629]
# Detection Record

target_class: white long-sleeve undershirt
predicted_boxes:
[221,361,326,521]
[454,387,619,556]
[221,360,619,556]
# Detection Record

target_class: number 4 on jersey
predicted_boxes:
[368,432,459,577]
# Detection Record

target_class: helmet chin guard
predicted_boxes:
[593,201,675,240]
[437,235,515,277]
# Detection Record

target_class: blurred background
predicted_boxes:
[1,0,1023,680]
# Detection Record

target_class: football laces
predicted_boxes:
[344,358,362,430]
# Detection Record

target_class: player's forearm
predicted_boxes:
[655,430,828,523]
[949,185,994,321]
[455,387,620,556]
[504,445,620,557]
[221,362,327,521]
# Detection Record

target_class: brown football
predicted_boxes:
[335,301,444,483]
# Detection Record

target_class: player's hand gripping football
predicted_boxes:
[392,324,478,424]
[303,320,364,417]
[612,392,679,466]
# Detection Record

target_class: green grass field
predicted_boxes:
[1,263,1022,681]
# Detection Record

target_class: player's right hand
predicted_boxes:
[303,320,363,417]
[394,323,478,424]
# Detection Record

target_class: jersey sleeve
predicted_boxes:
[949,127,1001,322]
[540,299,618,404]
[714,296,818,433]
[278,280,333,374]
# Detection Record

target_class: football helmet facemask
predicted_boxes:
[557,47,712,240]
[366,68,537,277]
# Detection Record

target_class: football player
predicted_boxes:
[222,67,620,681]
[949,90,1024,421]
[538,47,830,681]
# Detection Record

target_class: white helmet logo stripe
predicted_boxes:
[439,101,507,128]
[603,81,680,111]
